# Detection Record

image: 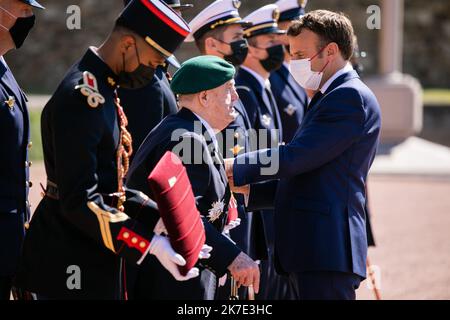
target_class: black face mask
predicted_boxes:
[7,15,35,49]
[260,44,285,72]
[220,39,249,67]
[118,44,156,89]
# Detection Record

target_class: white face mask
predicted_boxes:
[289,46,330,91]
[290,59,324,90]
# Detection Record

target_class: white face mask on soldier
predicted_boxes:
[290,46,330,91]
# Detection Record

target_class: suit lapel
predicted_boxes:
[308,70,360,112]
[240,69,274,116]
[205,129,228,186]
[323,70,360,95]
[178,108,228,186]
[261,89,274,118]
[292,70,360,140]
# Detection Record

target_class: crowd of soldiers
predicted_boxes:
[0,0,381,300]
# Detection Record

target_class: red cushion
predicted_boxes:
[147,151,206,276]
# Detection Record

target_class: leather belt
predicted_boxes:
[42,179,59,200]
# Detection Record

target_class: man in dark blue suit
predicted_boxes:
[226,10,382,300]
[269,0,309,143]
[0,0,44,300]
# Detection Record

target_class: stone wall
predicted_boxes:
[4,0,450,93]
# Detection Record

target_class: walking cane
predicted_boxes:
[229,277,257,300]
[367,256,382,300]
[247,286,255,300]
[229,276,239,300]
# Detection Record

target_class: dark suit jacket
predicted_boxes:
[126,107,241,299]
[0,57,30,276]
[269,64,307,143]
[234,70,381,278]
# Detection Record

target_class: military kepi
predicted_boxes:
[275,0,308,22]
[186,0,251,42]
[164,0,193,11]
[243,4,285,38]
[124,0,193,10]
[171,55,235,95]
[117,0,191,65]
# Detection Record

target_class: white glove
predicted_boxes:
[199,244,213,260]
[153,218,168,236]
[149,234,199,281]
[218,274,227,287]
[154,218,212,260]
[223,218,241,233]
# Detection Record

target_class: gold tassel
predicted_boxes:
[114,93,133,212]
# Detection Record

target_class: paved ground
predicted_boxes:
[356,176,450,300]
[28,163,450,300]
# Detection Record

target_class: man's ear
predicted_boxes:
[327,42,339,60]
[204,37,218,52]
[198,90,209,107]
[120,34,136,55]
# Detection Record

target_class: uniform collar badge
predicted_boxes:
[273,8,280,21]
[107,77,117,88]
[75,71,106,108]
[261,114,272,127]
[5,96,15,110]
[230,144,244,156]
[284,104,297,116]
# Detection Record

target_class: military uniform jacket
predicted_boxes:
[157,66,178,117]
[269,64,307,143]
[235,67,283,149]
[126,108,241,299]
[0,57,31,276]
[15,49,161,299]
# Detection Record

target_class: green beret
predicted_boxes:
[170,55,236,95]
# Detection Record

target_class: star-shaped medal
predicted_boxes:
[208,200,225,222]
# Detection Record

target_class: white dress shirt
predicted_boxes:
[241,65,271,90]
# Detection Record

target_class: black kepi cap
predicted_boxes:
[118,0,191,67]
